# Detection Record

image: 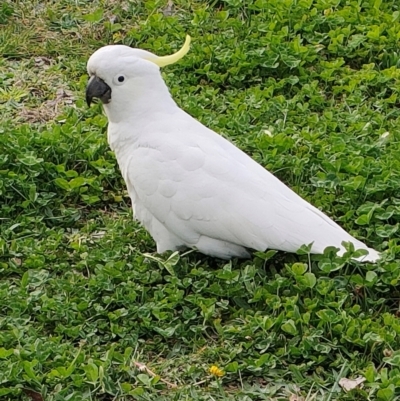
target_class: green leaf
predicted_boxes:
[137,374,151,385]
[144,251,179,276]
[225,361,239,373]
[254,250,277,261]
[69,176,86,189]
[301,272,317,288]
[82,9,103,23]
[129,387,145,396]
[364,365,375,382]
[377,385,395,401]
[302,312,310,324]
[54,178,70,190]
[355,214,370,225]
[22,360,38,380]
[20,271,29,289]
[0,348,13,358]
[83,362,99,383]
[291,262,307,275]
[281,319,298,336]
[17,153,44,166]
[121,382,132,393]
[0,388,14,396]
[255,353,271,367]
[28,184,37,202]
[376,224,399,238]
[348,34,366,48]
[280,54,301,68]
[383,352,400,367]
[296,243,314,255]
[318,258,345,273]
[316,309,338,323]
[366,271,377,282]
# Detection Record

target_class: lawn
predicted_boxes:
[1,0,400,400]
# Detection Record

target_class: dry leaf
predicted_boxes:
[23,389,44,401]
[289,394,305,401]
[163,0,175,16]
[91,231,106,239]
[339,376,366,392]
[12,257,22,266]
[19,87,75,123]
[34,57,52,68]
[133,361,177,388]
[383,349,393,357]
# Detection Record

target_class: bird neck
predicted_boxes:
[104,76,179,153]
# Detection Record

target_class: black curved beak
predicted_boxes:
[86,76,112,106]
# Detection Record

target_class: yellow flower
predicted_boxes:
[209,365,224,377]
[113,32,123,43]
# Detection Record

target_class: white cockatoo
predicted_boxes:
[86,36,379,262]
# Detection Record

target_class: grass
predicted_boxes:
[0,0,400,399]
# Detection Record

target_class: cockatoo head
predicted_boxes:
[85,36,191,110]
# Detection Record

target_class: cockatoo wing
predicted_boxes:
[124,110,377,261]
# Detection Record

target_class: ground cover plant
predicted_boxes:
[0,0,400,399]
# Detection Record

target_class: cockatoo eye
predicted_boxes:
[113,75,126,85]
